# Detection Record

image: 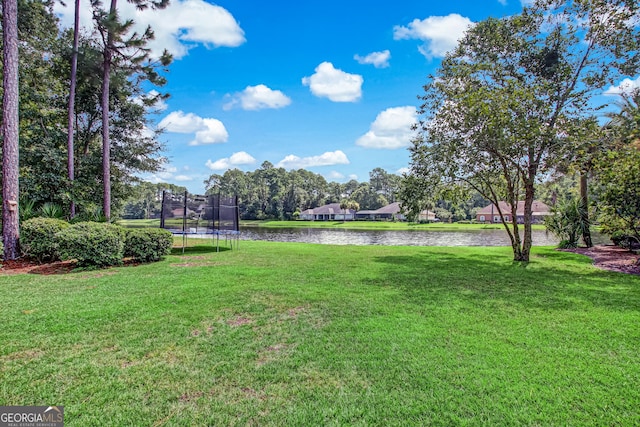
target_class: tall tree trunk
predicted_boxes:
[2,0,20,260]
[67,0,81,219]
[579,172,593,248]
[520,183,534,262]
[101,0,118,221]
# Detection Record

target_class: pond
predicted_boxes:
[237,226,610,247]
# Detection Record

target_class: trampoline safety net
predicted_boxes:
[160,191,240,236]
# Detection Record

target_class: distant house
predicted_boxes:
[476,200,550,224]
[418,209,437,222]
[300,203,355,221]
[354,202,436,222]
[355,202,405,221]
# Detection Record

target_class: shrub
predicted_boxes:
[39,202,64,219]
[544,198,589,248]
[124,228,173,262]
[21,217,70,262]
[71,205,107,223]
[610,230,640,250]
[57,222,126,267]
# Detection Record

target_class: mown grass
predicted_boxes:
[1,241,638,425]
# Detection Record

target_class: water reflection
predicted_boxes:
[237,227,605,247]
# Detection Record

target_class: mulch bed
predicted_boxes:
[0,259,77,275]
[562,244,640,276]
[0,258,140,275]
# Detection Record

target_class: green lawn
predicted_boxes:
[1,241,638,425]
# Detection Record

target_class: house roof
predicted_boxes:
[477,200,550,216]
[372,202,402,215]
[301,203,355,215]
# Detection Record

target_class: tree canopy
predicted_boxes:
[1,1,170,236]
[403,0,640,261]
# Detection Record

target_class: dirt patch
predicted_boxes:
[286,306,308,318]
[226,316,253,327]
[563,245,640,276]
[256,343,289,366]
[179,391,204,402]
[1,349,44,362]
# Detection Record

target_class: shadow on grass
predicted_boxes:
[371,249,640,312]
[171,245,232,255]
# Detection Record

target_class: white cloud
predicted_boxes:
[205,151,256,170]
[54,0,245,60]
[396,167,410,175]
[174,175,194,181]
[276,150,350,169]
[145,165,178,183]
[223,84,292,111]
[604,76,640,96]
[498,0,508,5]
[348,174,358,181]
[327,171,345,180]
[302,62,363,102]
[354,50,391,68]
[157,165,178,179]
[393,14,474,59]
[356,106,418,149]
[159,111,228,146]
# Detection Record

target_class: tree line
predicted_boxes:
[123,165,497,222]
[123,166,403,220]
[2,0,170,259]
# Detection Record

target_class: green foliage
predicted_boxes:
[20,218,70,263]
[71,204,107,223]
[124,228,173,262]
[19,198,37,222]
[609,230,639,250]
[404,1,639,262]
[202,166,399,220]
[544,198,589,249]
[594,147,640,246]
[6,1,169,219]
[434,207,452,222]
[57,222,126,267]
[39,202,64,219]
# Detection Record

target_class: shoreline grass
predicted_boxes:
[1,241,638,425]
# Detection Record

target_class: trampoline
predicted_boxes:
[159,191,240,252]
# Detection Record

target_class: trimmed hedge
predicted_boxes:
[21,217,70,263]
[57,222,126,267]
[125,228,173,262]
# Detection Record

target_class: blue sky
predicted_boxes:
[55,0,640,194]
